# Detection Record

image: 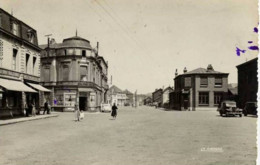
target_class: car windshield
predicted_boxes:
[225,102,236,107]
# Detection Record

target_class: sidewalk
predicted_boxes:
[0,113,59,126]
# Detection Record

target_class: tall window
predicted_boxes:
[33,57,36,75]
[215,77,222,87]
[199,92,209,105]
[44,67,50,82]
[12,22,18,36]
[82,50,86,57]
[62,65,69,81]
[184,77,191,87]
[80,66,88,81]
[12,49,17,70]
[214,92,223,105]
[93,67,95,82]
[25,54,30,73]
[200,76,208,87]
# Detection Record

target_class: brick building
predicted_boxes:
[172,65,229,111]
[40,35,109,112]
[236,58,258,108]
[0,8,50,117]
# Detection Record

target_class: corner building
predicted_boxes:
[40,36,109,112]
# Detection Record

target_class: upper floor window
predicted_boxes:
[215,77,222,87]
[93,67,95,82]
[12,22,18,36]
[25,54,30,73]
[62,65,69,81]
[44,67,50,82]
[184,77,191,87]
[33,57,37,75]
[200,76,208,87]
[12,49,17,70]
[27,30,34,43]
[82,50,86,57]
[80,66,88,81]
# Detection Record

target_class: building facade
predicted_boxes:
[152,88,163,107]
[144,97,152,105]
[172,65,229,111]
[122,89,133,106]
[162,86,174,108]
[236,58,258,108]
[0,8,49,117]
[40,36,109,112]
[108,85,127,106]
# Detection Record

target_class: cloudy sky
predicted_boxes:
[1,0,258,94]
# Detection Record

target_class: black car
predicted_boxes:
[217,100,242,117]
[243,102,257,116]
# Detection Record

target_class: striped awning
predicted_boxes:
[0,78,37,93]
[27,83,51,92]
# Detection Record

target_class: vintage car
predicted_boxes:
[101,103,112,113]
[217,100,242,117]
[243,102,257,116]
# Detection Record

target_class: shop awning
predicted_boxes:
[0,78,37,93]
[27,83,51,92]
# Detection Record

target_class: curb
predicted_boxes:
[0,114,59,126]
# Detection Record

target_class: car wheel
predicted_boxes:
[239,114,242,117]
[244,113,247,116]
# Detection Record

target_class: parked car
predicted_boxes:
[101,103,111,112]
[243,102,257,116]
[217,100,242,117]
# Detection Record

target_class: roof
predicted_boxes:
[236,57,258,68]
[122,89,133,95]
[163,86,174,92]
[228,87,238,95]
[175,67,228,79]
[40,36,92,50]
[109,85,123,94]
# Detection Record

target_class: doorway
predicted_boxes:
[79,97,87,111]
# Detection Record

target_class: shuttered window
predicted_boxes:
[215,77,222,87]
[185,77,191,87]
[200,77,208,86]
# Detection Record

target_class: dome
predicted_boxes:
[61,36,92,49]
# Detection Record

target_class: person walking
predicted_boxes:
[74,104,80,121]
[111,103,118,119]
[32,102,36,117]
[43,101,49,115]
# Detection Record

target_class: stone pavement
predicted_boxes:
[0,113,59,126]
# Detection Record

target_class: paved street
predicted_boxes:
[0,106,257,165]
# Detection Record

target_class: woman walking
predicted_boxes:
[74,104,80,121]
[111,103,118,119]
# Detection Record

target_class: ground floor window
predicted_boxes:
[214,92,223,105]
[199,92,209,105]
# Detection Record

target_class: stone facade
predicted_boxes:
[40,36,108,112]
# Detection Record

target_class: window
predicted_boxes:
[0,12,2,27]
[184,77,191,87]
[80,66,88,81]
[12,22,18,36]
[12,49,17,70]
[27,30,34,43]
[44,67,50,82]
[25,54,30,73]
[200,77,208,87]
[33,57,36,75]
[199,92,209,105]
[82,50,86,57]
[93,67,95,82]
[62,65,69,81]
[215,77,222,87]
[214,92,223,105]
[64,49,67,55]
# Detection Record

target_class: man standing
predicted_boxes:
[111,103,118,119]
[43,101,49,115]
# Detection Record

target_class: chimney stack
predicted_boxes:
[183,67,187,73]
[207,64,214,71]
[175,69,178,77]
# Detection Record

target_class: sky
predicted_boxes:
[0,0,258,94]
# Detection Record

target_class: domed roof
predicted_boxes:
[61,36,92,49]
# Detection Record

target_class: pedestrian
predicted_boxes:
[28,102,33,117]
[43,101,49,115]
[80,110,84,120]
[111,103,118,119]
[74,104,80,121]
[32,102,36,117]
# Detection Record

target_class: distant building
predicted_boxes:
[172,65,229,111]
[152,88,163,107]
[162,86,174,108]
[122,89,133,106]
[144,97,152,105]
[108,85,127,106]
[0,8,49,118]
[40,35,109,112]
[227,83,238,102]
[137,94,146,106]
[236,58,258,108]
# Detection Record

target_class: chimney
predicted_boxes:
[175,69,178,77]
[96,42,99,56]
[207,64,214,71]
[183,67,187,73]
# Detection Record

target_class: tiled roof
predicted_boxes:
[109,85,123,94]
[39,43,63,49]
[122,89,133,95]
[236,57,258,68]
